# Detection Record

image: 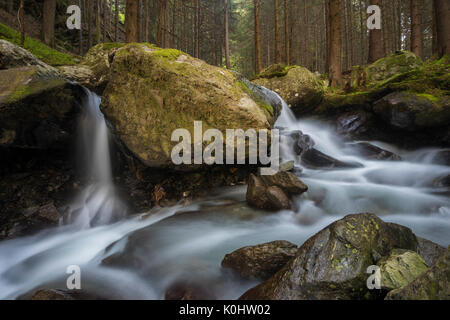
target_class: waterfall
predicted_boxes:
[63,88,127,229]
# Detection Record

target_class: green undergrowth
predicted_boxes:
[0,22,78,66]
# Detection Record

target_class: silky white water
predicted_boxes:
[0,88,448,300]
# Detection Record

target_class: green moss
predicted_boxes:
[0,23,78,66]
[151,48,184,61]
[101,42,126,50]
[236,80,274,117]
[4,78,65,104]
[253,63,298,80]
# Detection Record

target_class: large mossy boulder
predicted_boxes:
[101,43,275,169]
[0,39,55,70]
[253,64,325,115]
[222,241,298,280]
[240,213,418,300]
[386,246,449,300]
[366,51,423,84]
[373,92,450,130]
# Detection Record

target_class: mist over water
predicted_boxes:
[0,87,448,300]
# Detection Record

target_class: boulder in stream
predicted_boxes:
[240,213,418,300]
[222,241,298,280]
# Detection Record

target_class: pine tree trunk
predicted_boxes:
[274,0,281,64]
[329,0,343,87]
[115,0,119,41]
[410,0,423,58]
[7,0,13,13]
[284,0,290,65]
[433,0,450,58]
[224,0,230,69]
[368,0,383,63]
[42,0,56,47]
[194,0,200,58]
[79,0,83,54]
[254,0,262,73]
[125,0,139,43]
[19,0,25,46]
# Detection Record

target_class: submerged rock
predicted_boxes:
[222,241,298,280]
[240,213,418,300]
[246,174,273,210]
[101,43,275,169]
[377,249,429,291]
[301,148,363,169]
[253,64,325,115]
[265,186,291,210]
[347,142,401,161]
[165,281,216,300]
[386,246,450,300]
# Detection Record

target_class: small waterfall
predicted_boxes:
[64,88,127,229]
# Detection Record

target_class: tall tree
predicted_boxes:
[328,0,343,87]
[79,0,83,54]
[410,0,423,58]
[254,0,262,74]
[224,0,231,69]
[433,0,450,58]
[42,0,56,47]
[368,0,383,63]
[194,0,200,58]
[18,0,25,46]
[7,0,13,13]
[284,0,289,65]
[115,0,119,41]
[125,0,139,43]
[274,0,281,64]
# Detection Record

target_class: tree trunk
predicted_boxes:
[410,0,423,58]
[7,0,13,13]
[115,0,119,41]
[433,0,450,58]
[284,0,289,65]
[274,0,281,64]
[329,0,343,87]
[79,0,83,54]
[224,0,230,69]
[368,0,383,63]
[254,0,262,73]
[19,0,25,46]
[42,0,56,47]
[172,0,177,48]
[195,0,200,58]
[125,0,139,43]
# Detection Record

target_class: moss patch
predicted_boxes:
[0,23,78,66]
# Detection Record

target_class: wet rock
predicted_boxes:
[165,281,217,300]
[336,111,373,137]
[261,171,308,196]
[348,142,401,161]
[386,246,450,300]
[31,289,75,300]
[301,148,363,169]
[222,241,298,280]
[101,43,273,169]
[416,237,446,267]
[377,249,429,291]
[246,174,273,210]
[266,186,291,210]
[240,213,418,300]
[253,64,325,115]
[24,202,60,223]
[432,150,450,166]
[279,161,294,172]
[289,130,315,155]
[433,174,450,189]
[373,92,450,130]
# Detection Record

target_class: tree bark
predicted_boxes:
[7,0,13,14]
[433,0,450,58]
[284,0,289,65]
[254,0,262,73]
[195,0,200,58]
[368,0,383,63]
[274,0,281,64]
[115,0,119,41]
[42,0,56,47]
[19,0,25,46]
[410,0,423,58]
[125,0,139,43]
[328,0,343,87]
[224,0,230,69]
[79,0,83,54]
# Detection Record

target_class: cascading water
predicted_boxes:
[0,85,448,300]
[64,89,127,229]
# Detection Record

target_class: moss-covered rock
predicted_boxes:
[101,43,274,169]
[240,213,418,300]
[386,246,450,300]
[253,65,325,115]
[378,249,429,291]
[373,91,450,130]
[366,51,423,83]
